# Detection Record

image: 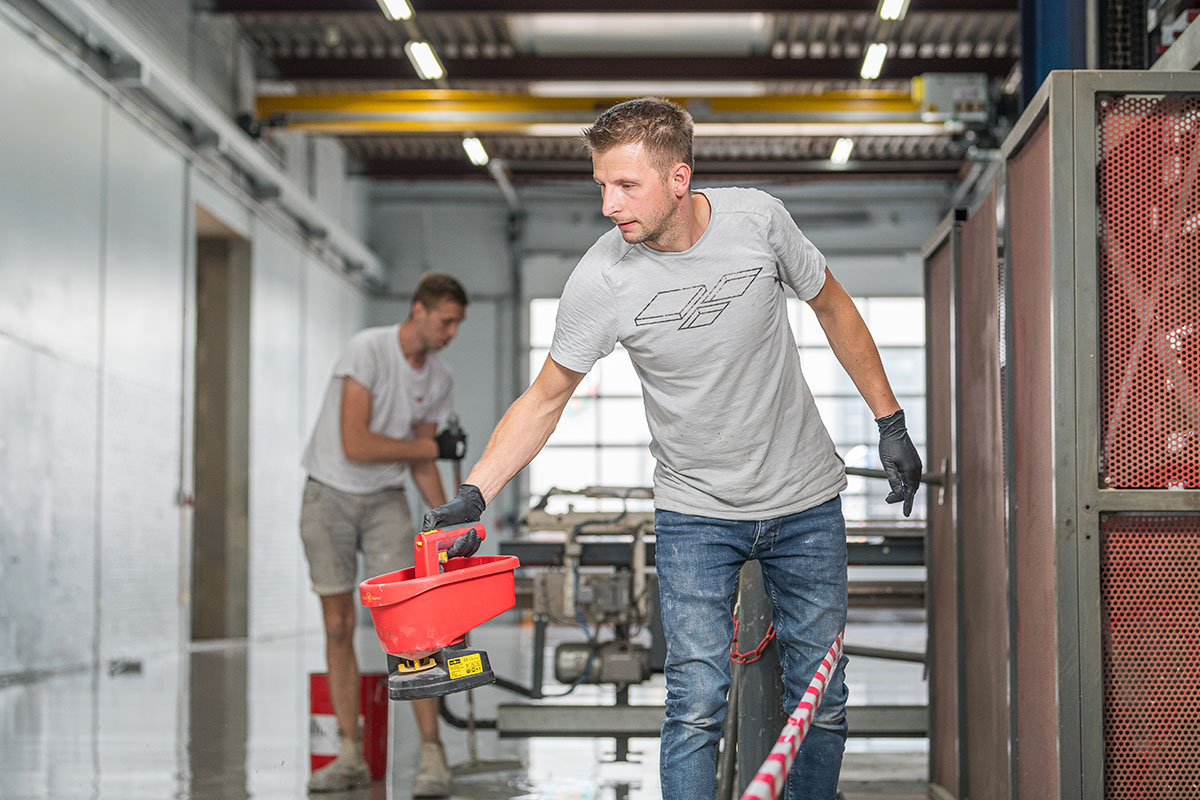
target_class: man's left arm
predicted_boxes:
[806,267,923,515]
[409,420,448,515]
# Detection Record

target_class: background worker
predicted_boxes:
[423,98,922,800]
[300,272,470,796]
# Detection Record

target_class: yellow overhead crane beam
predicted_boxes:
[254,89,938,136]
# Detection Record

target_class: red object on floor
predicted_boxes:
[309,672,389,779]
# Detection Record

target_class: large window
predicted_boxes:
[789,297,926,523]
[526,296,926,523]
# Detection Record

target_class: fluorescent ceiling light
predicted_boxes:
[376,0,412,20]
[379,0,412,20]
[256,81,298,96]
[511,13,769,57]
[462,137,489,166]
[526,81,768,97]
[830,138,855,165]
[404,41,444,80]
[861,42,889,80]
[877,0,910,21]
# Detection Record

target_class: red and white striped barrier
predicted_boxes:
[738,630,846,800]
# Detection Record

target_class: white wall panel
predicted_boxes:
[313,138,346,229]
[0,19,105,366]
[370,201,513,295]
[248,222,307,638]
[520,200,612,259]
[187,16,242,115]
[101,110,187,389]
[0,11,377,679]
[0,341,99,675]
[97,108,188,660]
[269,130,309,201]
[98,370,184,652]
[302,258,357,437]
[521,252,578,301]
[300,257,367,628]
[106,0,241,115]
[342,177,371,244]
[192,171,252,238]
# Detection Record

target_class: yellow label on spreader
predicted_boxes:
[446,653,483,680]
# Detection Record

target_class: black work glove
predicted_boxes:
[434,426,467,460]
[423,483,485,558]
[876,409,922,517]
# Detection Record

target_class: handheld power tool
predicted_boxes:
[359,522,520,701]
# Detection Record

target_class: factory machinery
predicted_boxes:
[437,475,944,790]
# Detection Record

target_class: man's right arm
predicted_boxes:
[423,355,585,551]
[464,355,586,504]
[340,377,439,463]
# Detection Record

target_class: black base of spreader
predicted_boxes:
[386,643,496,700]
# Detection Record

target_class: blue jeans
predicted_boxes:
[655,496,849,800]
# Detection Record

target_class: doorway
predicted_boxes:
[191,206,251,641]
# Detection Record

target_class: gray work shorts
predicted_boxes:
[299,478,414,596]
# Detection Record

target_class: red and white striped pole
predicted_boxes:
[738,630,845,800]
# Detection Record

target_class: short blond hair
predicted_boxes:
[582,97,694,178]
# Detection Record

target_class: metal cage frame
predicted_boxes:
[927,69,1200,800]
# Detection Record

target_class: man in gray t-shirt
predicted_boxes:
[424,98,922,800]
[550,185,846,520]
[301,273,469,796]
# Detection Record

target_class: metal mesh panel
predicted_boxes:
[957,188,1011,800]
[925,235,958,792]
[1096,94,1200,489]
[1100,512,1200,799]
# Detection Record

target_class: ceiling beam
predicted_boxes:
[202,0,1017,12]
[351,157,965,179]
[258,90,923,118]
[255,89,961,136]
[265,55,1017,83]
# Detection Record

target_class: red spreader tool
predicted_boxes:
[359,522,520,701]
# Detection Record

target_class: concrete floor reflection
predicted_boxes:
[1,608,925,799]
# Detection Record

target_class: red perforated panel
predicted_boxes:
[1097,94,1200,489]
[1008,114,1061,799]
[1100,513,1200,799]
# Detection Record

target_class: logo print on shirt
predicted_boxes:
[634,267,762,330]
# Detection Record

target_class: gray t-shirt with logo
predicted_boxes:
[550,187,847,520]
[302,324,453,494]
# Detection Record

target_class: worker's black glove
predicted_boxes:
[434,426,467,460]
[876,409,922,517]
[423,484,485,558]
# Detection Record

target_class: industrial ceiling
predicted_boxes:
[200,0,1021,182]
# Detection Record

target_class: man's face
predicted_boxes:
[592,141,682,249]
[412,299,466,351]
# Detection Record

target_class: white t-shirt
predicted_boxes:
[550,187,846,520]
[302,325,453,494]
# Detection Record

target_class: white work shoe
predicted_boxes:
[413,741,452,797]
[307,756,370,793]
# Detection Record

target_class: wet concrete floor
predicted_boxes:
[1,609,927,799]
